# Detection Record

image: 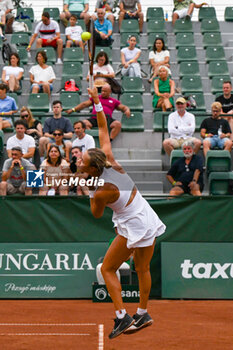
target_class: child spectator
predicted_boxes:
[65,14,84,52]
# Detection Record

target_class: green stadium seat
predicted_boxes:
[183,93,206,111]
[146,7,164,21]
[206,150,231,174]
[17,47,28,64]
[86,129,100,148]
[177,47,197,62]
[224,7,233,21]
[179,61,200,77]
[202,32,222,48]
[36,47,56,64]
[211,76,231,94]
[16,7,34,22]
[95,47,112,62]
[209,172,233,195]
[74,19,85,30]
[175,32,195,48]
[153,111,169,132]
[0,129,4,154]
[121,112,144,131]
[205,46,225,62]
[208,61,229,78]
[173,19,193,33]
[63,47,84,63]
[198,7,216,21]
[121,77,144,94]
[120,33,140,48]
[60,92,81,110]
[120,93,143,111]
[181,76,203,93]
[27,93,49,113]
[200,19,220,33]
[148,33,167,49]
[8,92,18,105]
[17,19,32,34]
[61,77,82,94]
[120,19,139,33]
[62,62,83,79]
[170,150,184,166]
[147,19,166,33]
[43,8,60,21]
[11,33,29,46]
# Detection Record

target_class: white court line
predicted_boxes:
[98,324,104,350]
[0,323,96,326]
[0,333,90,336]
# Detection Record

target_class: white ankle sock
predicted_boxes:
[137,308,147,315]
[116,309,126,319]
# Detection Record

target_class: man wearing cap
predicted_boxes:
[0,146,35,196]
[163,97,201,156]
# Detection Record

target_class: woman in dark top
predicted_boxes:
[20,106,42,146]
[167,140,204,196]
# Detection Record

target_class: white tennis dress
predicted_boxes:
[98,167,166,249]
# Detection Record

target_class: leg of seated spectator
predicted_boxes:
[121,66,129,76]
[39,136,49,157]
[110,120,121,140]
[156,98,163,110]
[42,82,51,97]
[169,185,184,197]
[8,75,16,92]
[163,98,173,112]
[83,119,92,129]
[172,12,179,25]
[36,38,43,48]
[223,139,232,153]
[57,38,63,59]
[78,40,85,53]
[132,63,141,78]
[138,12,143,33]
[118,11,125,30]
[59,185,69,195]
[190,183,202,196]
[203,139,211,157]
[1,120,12,130]
[107,14,114,26]
[163,139,174,156]
[66,39,72,48]
[0,181,7,195]
[39,186,49,195]
[31,85,40,94]
[187,3,195,16]
[193,138,202,154]
[20,182,32,196]
[80,12,90,26]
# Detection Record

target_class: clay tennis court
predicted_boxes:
[0,299,232,350]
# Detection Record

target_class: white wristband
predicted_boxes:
[89,190,95,198]
[94,102,103,112]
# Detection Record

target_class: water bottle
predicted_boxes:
[218,125,222,137]
[70,79,75,90]
[165,11,168,21]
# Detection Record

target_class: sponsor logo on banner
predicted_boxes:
[26,170,44,187]
[93,284,140,302]
[181,260,233,279]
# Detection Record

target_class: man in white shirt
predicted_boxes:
[27,11,63,64]
[7,120,35,161]
[163,97,201,155]
[0,0,14,35]
[72,120,95,152]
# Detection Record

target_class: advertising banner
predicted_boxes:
[93,284,140,302]
[161,243,233,299]
[0,243,108,298]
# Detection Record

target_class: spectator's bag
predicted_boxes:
[183,95,197,109]
[2,43,18,63]
[64,80,79,92]
[12,21,29,33]
[106,77,123,95]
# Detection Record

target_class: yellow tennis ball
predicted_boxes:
[81,32,92,41]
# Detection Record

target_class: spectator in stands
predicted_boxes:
[27,11,63,64]
[65,14,85,52]
[29,50,56,98]
[167,140,204,197]
[72,121,95,152]
[0,0,14,35]
[172,1,208,25]
[94,8,113,47]
[60,0,90,27]
[92,0,115,26]
[66,83,130,141]
[20,106,42,167]
[163,97,201,155]
[6,120,35,161]
[200,102,232,157]
[0,146,34,196]
[87,51,115,89]
[152,66,175,111]
[149,37,171,83]
[70,146,89,195]
[121,35,141,78]
[118,0,143,33]
[215,81,233,140]
[39,145,70,196]
[39,100,73,162]
[1,53,24,93]
[0,83,17,130]
[47,129,70,162]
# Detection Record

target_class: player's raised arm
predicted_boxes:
[87,87,115,163]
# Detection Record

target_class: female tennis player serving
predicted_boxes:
[79,87,166,339]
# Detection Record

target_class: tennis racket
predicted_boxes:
[87,19,96,89]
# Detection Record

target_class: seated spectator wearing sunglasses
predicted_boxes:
[47,129,70,163]
[167,140,204,197]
